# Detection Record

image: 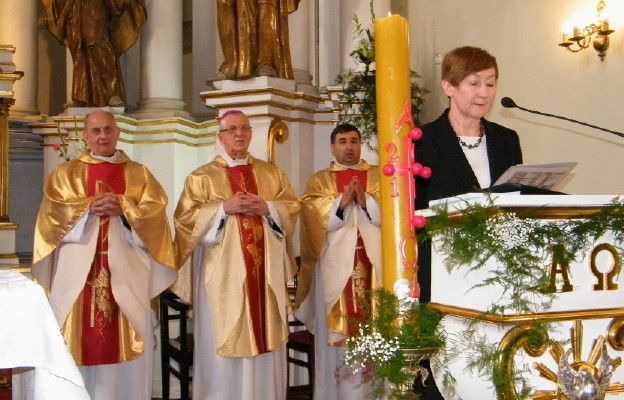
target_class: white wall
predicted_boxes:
[409,0,624,195]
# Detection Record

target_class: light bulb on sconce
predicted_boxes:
[559,0,615,61]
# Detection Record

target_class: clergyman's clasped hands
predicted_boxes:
[340,176,367,211]
[223,191,270,216]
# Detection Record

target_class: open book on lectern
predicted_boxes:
[426,162,577,209]
[491,162,577,191]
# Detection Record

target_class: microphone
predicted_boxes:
[501,97,624,139]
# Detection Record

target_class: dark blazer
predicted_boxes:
[414,108,523,304]
[415,108,523,210]
[412,109,523,399]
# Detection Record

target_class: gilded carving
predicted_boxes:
[548,244,573,293]
[216,0,300,80]
[607,318,624,351]
[494,324,549,399]
[267,119,289,165]
[0,98,15,116]
[42,0,146,107]
[590,243,620,291]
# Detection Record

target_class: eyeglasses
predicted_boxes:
[219,125,252,134]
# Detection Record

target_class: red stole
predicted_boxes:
[335,169,373,335]
[80,162,126,365]
[227,164,268,354]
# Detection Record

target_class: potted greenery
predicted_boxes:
[342,288,445,399]
[335,1,428,151]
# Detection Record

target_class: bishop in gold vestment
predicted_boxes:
[174,110,299,400]
[32,111,177,400]
[294,124,382,399]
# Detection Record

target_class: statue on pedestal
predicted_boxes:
[42,0,147,107]
[216,0,300,80]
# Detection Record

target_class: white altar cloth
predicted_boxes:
[0,269,89,399]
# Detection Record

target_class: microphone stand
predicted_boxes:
[501,97,624,139]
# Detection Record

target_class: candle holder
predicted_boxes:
[559,1,615,61]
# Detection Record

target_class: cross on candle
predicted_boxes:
[382,100,431,231]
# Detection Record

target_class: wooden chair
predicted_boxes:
[287,319,314,398]
[286,261,314,398]
[160,289,193,400]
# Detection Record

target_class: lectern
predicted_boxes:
[419,194,624,400]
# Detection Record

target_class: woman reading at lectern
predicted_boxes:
[415,46,523,216]
[413,46,523,399]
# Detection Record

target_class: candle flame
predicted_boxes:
[561,20,571,34]
[387,11,391,17]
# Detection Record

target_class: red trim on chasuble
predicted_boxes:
[81,163,126,365]
[227,165,267,354]
[335,169,373,336]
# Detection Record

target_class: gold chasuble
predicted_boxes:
[297,162,381,340]
[326,169,374,337]
[32,150,177,366]
[174,155,300,357]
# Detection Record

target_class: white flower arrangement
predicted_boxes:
[343,325,401,374]
[486,212,539,250]
[338,289,445,399]
[53,117,87,161]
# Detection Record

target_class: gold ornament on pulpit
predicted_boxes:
[533,321,622,400]
[557,343,613,400]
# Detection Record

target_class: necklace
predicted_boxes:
[457,121,485,149]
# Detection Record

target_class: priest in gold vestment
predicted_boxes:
[294,123,382,399]
[173,110,299,400]
[31,110,177,400]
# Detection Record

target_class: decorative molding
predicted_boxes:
[267,118,289,165]
[429,303,624,323]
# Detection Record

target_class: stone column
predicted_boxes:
[339,0,390,72]
[317,0,390,86]
[289,1,316,94]
[133,0,189,119]
[191,0,218,118]
[317,1,340,87]
[0,0,39,117]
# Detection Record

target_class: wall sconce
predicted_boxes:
[559,1,614,61]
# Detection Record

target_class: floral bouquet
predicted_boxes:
[53,117,86,161]
[341,288,445,399]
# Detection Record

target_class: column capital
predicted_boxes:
[0,98,16,116]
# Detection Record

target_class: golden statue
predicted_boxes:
[216,0,300,80]
[42,0,147,107]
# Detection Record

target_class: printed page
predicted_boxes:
[493,162,577,190]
